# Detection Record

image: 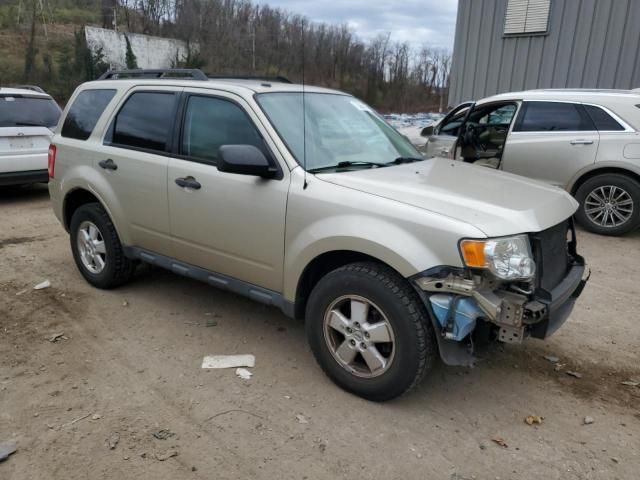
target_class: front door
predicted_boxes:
[501,101,599,188]
[424,102,473,158]
[167,91,289,292]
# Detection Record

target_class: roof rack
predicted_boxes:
[98,69,209,80]
[207,75,292,84]
[7,85,46,93]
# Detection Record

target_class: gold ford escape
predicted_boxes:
[48,69,589,401]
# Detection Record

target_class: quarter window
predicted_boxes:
[583,105,625,131]
[62,89,115,140]
[180,95,265,163]
[110,92,177,152]
[515,102,594,132]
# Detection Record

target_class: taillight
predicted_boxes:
[48,144,56,178]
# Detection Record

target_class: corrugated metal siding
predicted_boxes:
[448,0,640,106]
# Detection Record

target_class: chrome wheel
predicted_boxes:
[323,295,395,378]
[584,185,634,228]
[77,221,107,274]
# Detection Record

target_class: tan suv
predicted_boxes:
[48,69,589,401]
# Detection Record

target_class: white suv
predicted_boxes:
[0,87,61,186]
[421,90,640,236]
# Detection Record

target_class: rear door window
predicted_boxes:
[514,102,595,132]
[62,89,116,140]
[583,105,625,131]
[0,95,61,129]
[108,92,177,152]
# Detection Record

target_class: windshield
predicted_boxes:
[256,92,422,171]
[0,95,61,129]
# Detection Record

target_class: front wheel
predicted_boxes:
[575,173,640,236]
[306,262,437,401]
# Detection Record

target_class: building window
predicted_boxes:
[504,0,551,36]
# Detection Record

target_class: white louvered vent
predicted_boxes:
[504,0,551,35]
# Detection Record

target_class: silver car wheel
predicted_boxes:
[323,295,395,378]
[77,221,107,274]
[584,185,634,228]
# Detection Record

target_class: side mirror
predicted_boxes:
[421,125,435,137]
[218,145,277,178]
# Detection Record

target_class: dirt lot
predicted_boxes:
[1,185,639,480]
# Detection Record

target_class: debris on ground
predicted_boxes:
[296,414,309,424]
[108,432,120,450]
[62,412,91,428]
[524,415,544,426]
[0,442,17,462]
[235,368,253,380]
[611,457,620,463]
[15,289,27,296]
[583,416,595,425]
[33,280,51,290]
[47,332,67,342]
[122,300,129,307]
[201,354,255,369]
[621,380,639,387]
[543,355,560,363]
[155,450,178,461]
[152,429,175,440]
[92,414,102,420]
[491,437,508,448]
[566,371,583,379]
[554,363,565,372]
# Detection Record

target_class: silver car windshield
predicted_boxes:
[256,92,422,172]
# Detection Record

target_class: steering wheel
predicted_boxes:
[463,123,486,153]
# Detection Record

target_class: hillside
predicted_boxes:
[0,0,450,110]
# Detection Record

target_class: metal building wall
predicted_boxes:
[448,0,640,106]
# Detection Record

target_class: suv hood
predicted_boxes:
[317,158,578,237]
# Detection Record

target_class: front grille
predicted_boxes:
[530,220,571,292]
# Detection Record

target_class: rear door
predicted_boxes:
[501,101,599,188]
[424,102,473,158]
[99,87,180,256]
[167,89,289,292]
[0,93,60,173]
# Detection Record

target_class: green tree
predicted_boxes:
[124,35,138,69]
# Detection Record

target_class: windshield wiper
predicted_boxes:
[387,156,425,165]
[308,161,388,173]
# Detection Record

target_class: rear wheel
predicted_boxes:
[306,262,437,401]
[575,173,640,236]
[70,203,135,289]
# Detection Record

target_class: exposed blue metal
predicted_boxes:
[429,294,484,341]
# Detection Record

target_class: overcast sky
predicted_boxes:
[255,0,459,50]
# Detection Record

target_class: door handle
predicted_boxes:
[98,159,118,170]
[570,139,594,145]
[175,176,201,190]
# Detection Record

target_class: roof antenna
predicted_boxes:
[301,19,308,190]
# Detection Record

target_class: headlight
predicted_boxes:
[459,235,536,281]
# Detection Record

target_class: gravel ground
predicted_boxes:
[1,184,639,480]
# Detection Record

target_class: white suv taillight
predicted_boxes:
[48,144,56,178]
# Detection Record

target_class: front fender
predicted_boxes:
[283,214,460,302]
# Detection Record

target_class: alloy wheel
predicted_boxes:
[77,220,107,274]
[322,295,395,378]
[584,185,634,228]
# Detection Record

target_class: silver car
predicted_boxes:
[421,90,640,236]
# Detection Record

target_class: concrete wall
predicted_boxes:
[85,26,193,69]
[449,0,640,106]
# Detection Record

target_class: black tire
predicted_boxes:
[69,202,135,289]
[575,173,640,236]
[305,262,437,401]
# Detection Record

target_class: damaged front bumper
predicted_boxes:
[411,258,589,366]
